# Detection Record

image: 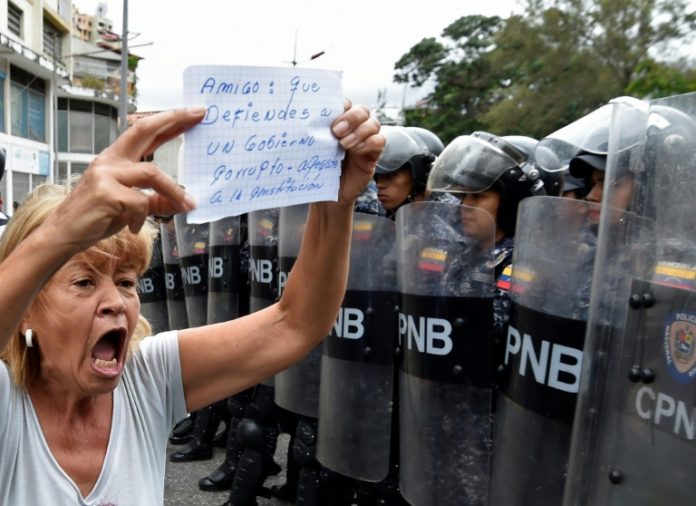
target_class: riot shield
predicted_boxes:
[396,200,495,506]
[316,212,397,482]
[207,216,241,324]
[248,208,279,386]
[161,218,188,331]
[175,214,209,328]
[274,204,322,418]
[248,208,279,313]
[564,93,696,505]
[138,231,169,334]
[490,196,599,505]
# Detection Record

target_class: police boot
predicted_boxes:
[169,411,196,445]
[291,418,324,506]
[251,384,282,476]
[169,404,220,462]
[222,417,266,506]
[198,392,253,491]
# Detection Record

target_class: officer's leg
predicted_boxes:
[270,408,300,502]
[212,400,231,449]
[292,417,334,506]
[169,411,197,445]
[221,385,282,504]
[220,417,264,506]
[199,389,254,491]
[169,402,222,462]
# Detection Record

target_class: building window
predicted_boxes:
[8,3,22,38]
[43,22,63,61]
[69,99,93,154]
[57,161,87,186]
[57,160,68,184]
[10,66,46,142]
[57,98,117,154]
[12,172,48,209]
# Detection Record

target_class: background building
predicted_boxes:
[0,0,137,214]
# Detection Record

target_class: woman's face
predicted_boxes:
[458,190,501,245]
[375,167,414,211]
[26,254,140,396]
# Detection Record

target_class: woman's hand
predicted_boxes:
[332,100,384,206]
[44,108,206,253]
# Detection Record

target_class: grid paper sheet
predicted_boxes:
[182,65,345,223]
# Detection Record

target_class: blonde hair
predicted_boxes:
[0,183,158,390]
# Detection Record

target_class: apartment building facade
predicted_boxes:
[0,0,136,214]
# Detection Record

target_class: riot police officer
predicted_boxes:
[565,95,696,506]
[374,126,439,217]
[488,103,621,505]
[393,131,543,506]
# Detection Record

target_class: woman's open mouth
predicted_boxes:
[91,328,127,376]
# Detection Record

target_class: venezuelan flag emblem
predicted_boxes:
[418,247,447,273]
[258,218,274,237]
[497,265,513,291]
[352,220,374,241]
[653,262,696,291]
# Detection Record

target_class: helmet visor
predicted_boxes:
[427,135,522,194]
[376,126,425,174]
[535,103,614,172]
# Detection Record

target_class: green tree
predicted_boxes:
[625,58,696,97]
[483,6,616,137]
[484,0,696,136]
[395,0,696,141]
[394,15,504,143]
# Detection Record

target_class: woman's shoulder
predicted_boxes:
[124,330,180,378]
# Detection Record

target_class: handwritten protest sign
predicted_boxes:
[182,65,344,223]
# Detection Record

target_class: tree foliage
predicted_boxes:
[394,0,696,142]
[394,15,504,143]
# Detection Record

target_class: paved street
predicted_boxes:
[164,434,291,506]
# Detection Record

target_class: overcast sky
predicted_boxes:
[73,0,524,112]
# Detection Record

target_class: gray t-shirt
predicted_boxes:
[0,330,187,505]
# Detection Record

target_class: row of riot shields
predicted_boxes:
[141,210,283,332]
[498,93,696,506]
[141,196,601,505]
[148,215,244,331]
[274,197,598,506]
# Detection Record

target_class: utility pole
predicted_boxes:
[286,31,325,67]
[52,32,58,182]
[118,0,129,134]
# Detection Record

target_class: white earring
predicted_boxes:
[25,329,33,348]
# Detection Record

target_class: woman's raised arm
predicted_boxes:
[178,102,384,411]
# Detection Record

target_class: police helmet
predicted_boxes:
[376,126,434,196]
[503,135,562,197]
[568,152,607,180]
[645,103,696,230]
[427,131,537,235]
[405,127,445,157]
[535,103,613,174]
